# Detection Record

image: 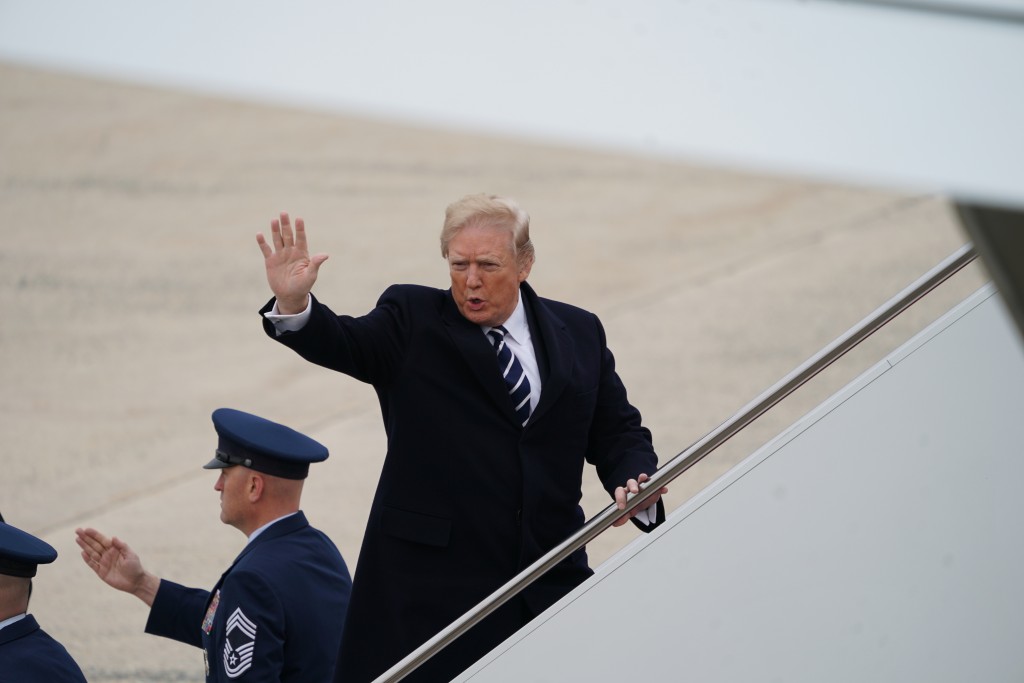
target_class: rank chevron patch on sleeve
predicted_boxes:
[223,607,258,678]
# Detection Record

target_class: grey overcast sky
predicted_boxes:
[1,0,1022,206]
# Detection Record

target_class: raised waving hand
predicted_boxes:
[256,212,329,314]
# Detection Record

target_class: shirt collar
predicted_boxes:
[486,289,529,343]
[0,613,27,632]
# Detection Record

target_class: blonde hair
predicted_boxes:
[440,194,535,268]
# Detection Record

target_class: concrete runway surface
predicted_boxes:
[0,62,986,680]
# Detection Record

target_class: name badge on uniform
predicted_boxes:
[202,589,221,634]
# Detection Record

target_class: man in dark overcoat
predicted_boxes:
[257,194,667,682]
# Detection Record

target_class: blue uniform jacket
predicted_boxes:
[261,283,663,683]
[144,512,351,682]
[0,614,87,682]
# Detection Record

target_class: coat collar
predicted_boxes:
[0,613,39,645]
[234,510,307,564]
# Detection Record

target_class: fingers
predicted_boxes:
[293,217,306,251]
[614,473,667,516]
[309,253,330,278]
[75,527,109,557]
[270,216,283,250]
[75,538,93,561]
[256,232,272,259]
[614,478,639,510]
[266,213,305,254]
[613,480,643,526]
[280,212,294,248]
[614,486,628,509]
[634,473,668,498]
[75,528,112,575]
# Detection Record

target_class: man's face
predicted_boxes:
[214,466,249,529]
[448,223,532,327]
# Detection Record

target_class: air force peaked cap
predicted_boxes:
[0,516,58,578]
[203,408,328,480]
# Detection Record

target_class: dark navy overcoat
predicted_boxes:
[262,283,662,683]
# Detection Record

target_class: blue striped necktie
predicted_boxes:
[487,326,532,426]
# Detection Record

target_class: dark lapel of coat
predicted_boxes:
[441,290,520,423]
[520,282,573,425]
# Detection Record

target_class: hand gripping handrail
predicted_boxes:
[374,243,978,683]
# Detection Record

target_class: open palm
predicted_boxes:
[256,212,329,314]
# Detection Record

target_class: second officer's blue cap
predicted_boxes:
[0,513,59,578]
[203,408,329,480]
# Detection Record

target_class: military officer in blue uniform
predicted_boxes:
[0,513,88,682]
[76,408,352,682]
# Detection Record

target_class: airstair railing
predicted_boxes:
[375,243,978,683]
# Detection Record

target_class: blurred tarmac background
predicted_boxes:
[0,60,987,681]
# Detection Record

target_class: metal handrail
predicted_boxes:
[375,243,978,683]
